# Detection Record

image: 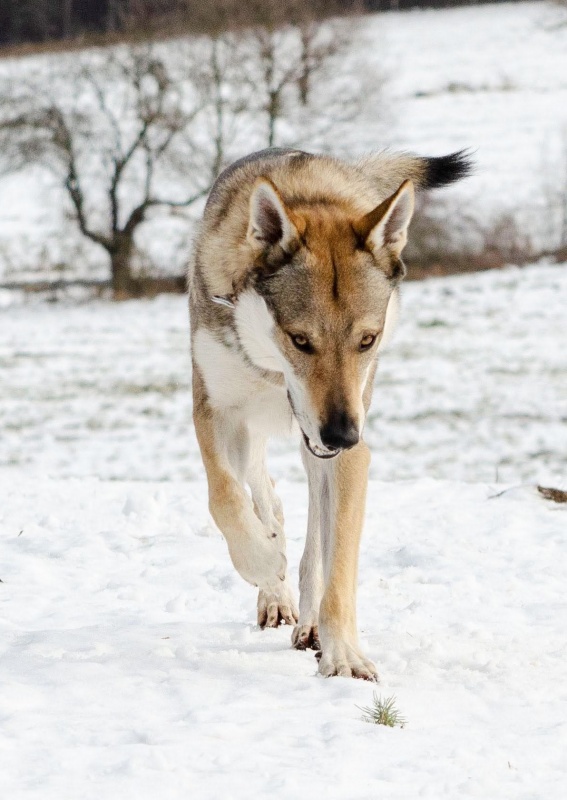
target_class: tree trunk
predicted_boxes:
[106,0,123,33]
[267,90,278,147]
[61,0,73,39]
[110,236,141,300]
[298,27,311,106]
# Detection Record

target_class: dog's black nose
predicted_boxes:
[319,411,359,451]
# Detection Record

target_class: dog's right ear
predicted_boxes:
[354,180,415,259]
[247,178,300,254]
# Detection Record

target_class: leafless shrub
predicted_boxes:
[404,196,534,279]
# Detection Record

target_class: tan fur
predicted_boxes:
[192,364,288,591]
[193,150,429,300]
[189,147,470,680]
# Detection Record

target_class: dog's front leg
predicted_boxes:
[247,440,298,628]
[292,444,325,651]
[193,376,286,593]
[315,442,378,681]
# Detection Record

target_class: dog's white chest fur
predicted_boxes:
[193,328,295,438]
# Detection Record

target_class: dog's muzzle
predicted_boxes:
[302,432,341,460]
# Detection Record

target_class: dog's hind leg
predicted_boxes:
[291,444,324,650]
[247,438,298,629]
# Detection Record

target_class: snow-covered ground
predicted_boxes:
[1,478,566,798]
[1,262,565,485]
[1,1,567,279]
[1,3,566,795]
[0,261,566,797]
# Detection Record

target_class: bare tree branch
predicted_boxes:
[0,5,368,297]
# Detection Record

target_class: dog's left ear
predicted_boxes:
[247,178,301,254]
[354,179,415,258]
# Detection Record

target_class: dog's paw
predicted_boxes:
[228,527,287,591]
[291,623,321,651]
[315,640,378,681]
[257,582,299,629]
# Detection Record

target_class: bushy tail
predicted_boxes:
[420,150,474,189]
[356,149,474,196]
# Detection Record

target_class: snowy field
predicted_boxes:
[1,2,566,795]
[1,478,566,798]
[1,1,567,279]
[1,263,565,485]
[1,262,566,797]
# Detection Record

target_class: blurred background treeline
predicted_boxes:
[0,1,520,49]
[0,0,565,299]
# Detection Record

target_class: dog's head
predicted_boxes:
[233,177,414,459]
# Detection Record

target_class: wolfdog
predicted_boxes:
[189,147,471,680]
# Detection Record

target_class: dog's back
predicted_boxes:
[191,147,471,301]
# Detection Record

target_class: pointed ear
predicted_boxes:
[247,178,299,253]
[354,180,415,256]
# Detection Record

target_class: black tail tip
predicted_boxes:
[423,149,474,189]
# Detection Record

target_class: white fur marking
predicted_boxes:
[358,363,372,433]
[194,327,294,438]
[378,288,400,352]
[231,290,325,445]
[194,329,257,409]
[234,291,284,373]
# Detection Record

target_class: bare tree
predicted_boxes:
[202,1,367,151]
[0,5,371,295]
[124,0,365,149]
[0,43,227,297]
[213,0,358,147]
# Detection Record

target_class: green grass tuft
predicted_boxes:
[357,693,406,728]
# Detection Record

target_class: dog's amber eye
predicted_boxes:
[290,334,313,353]
[359,333,377,351]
